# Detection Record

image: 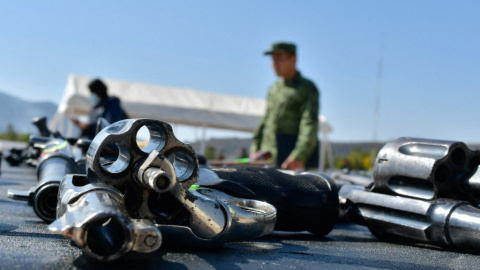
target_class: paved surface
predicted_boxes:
[0,160,479,269]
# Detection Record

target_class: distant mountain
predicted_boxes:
[0,90,58,134]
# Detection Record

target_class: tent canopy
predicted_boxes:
[52,74,332,135]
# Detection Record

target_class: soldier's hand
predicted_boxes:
[249,150,272,161]
[281,157,305,171]
[72,119,88,131]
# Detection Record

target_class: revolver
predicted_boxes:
[372,137,480,204]
[49,119,277,261]
[8,138,85,222]
[340,137,480,252]
[340,184,480,252]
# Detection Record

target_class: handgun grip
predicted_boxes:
[211,166,339,236]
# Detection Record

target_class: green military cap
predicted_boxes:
[264,42,296,55]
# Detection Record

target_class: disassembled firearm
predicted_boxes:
[340,184,480,251]
[202,166,339,236]
[372,137,480,204]
[49,174,162,261]
[25,119,480,259]
[338,137,480,251]
[8,138,85,222]
[5,116,60,167]
[49,119,277,261]
[6,116,102,222]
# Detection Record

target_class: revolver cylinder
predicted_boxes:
[373,137,480,203]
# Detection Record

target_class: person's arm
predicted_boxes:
[250,89,273,160]
[282,85,319,169]
[73,115,96,139]
[249,115,266,160]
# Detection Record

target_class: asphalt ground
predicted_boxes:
[0,160,479,269]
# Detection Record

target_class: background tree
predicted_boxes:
[0,123,29,142]
[204,145,216,160]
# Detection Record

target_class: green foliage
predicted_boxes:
[204,145,216,160]
[0,123,30,142]
[334,148,378,171]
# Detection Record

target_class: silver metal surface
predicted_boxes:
[49,174,162,261]
[137,151,275,242]
[327,170,373,188]
[448,204,480,249]
[50,118,277,261]
[135,149,228,240]
[196,188,277,241]
[7,138,83,223]
[136,150,177,193]
[372,137,480,203]
[86,118,199,188]
[339,184,480,250]
[85,119,274,244]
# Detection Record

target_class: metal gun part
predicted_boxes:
[85,119,222,239]
[70,119,276,256]
[86,118,199,189]
[32,116,52,137]
[135,150,277,244]
[372,137,480,203]
[195,188,277,241]
[85,119,226,240]
[339,184,480,251]
[327,170,374,188]
[208,167,339,236]
[8,139,84,222]
[49,174,162,261]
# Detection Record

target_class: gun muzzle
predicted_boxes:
[8,140,79,222]
[49,174,162,261]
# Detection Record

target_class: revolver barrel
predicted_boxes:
[49,174,162,261]
[8,139,79,222]
[340,185,480,251]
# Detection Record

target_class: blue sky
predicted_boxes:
[1,1,480,143]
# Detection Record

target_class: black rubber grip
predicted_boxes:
[211,166,339,236]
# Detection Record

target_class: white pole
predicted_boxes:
[371,34,384,168]
[319,132,326,171]
[199,124,207,155]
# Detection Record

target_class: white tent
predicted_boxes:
[51,74,334,170]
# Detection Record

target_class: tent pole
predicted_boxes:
[172,123,177,134]
[327,137,334,171]
[199,125,207,155]
[66,107,74,137]
[319,132,326,172]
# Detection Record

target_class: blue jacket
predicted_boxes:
[83,96,128,139]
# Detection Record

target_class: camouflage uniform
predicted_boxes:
[251,71,320,167]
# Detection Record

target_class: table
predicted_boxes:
[0,161,478,269]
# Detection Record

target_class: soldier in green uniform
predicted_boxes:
[250,42,320,170]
